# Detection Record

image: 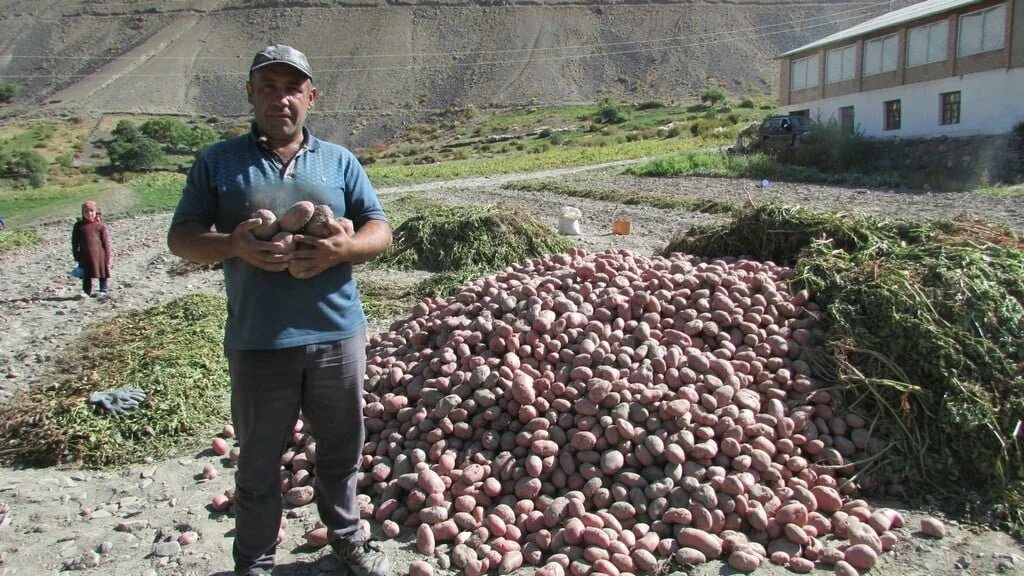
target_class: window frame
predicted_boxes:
[907,20,949,67]
[884,100,901,131]
[790,54,820,91]
[940,91,961,125]
[862,33,900,77]
[957,3,1006,57]
[826,44,857,84]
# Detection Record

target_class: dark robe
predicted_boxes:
[72,218,111,278]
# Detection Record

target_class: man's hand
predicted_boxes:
[289,218,352,279]
[230,218,292,272]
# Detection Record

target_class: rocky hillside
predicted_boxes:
[0,0,908,146]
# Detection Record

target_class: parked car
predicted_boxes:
[757,115,813,149]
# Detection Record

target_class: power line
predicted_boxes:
[0,1,888,61]
[0,3,888,79]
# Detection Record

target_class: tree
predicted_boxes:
[700,88,726,107]
[0,149,49,187]
[0,83,20,103]
[112,120,141,141]
[108,136,166,172]
[18,150,48,187]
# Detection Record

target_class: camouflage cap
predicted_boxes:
[249,44,313,79]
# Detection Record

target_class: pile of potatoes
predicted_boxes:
[209,248,912,575]
[357,248,904,575]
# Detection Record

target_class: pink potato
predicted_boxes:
[250,209,279,240]
[279,201,316,232]
[305,526,328,549]
[303,204,336,238]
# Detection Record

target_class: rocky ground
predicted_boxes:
[1,169,1023,576]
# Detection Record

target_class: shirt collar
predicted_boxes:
[248,122,320,152]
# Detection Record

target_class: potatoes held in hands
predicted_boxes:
[303,204,336,238]
[250,209,279,240]
[272,231,296,252]
[279,201,316,233]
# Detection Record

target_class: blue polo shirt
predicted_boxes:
[172,126,387,350]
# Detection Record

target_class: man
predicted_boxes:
[167,44,392,576]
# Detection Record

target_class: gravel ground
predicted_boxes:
[0,171,1022,576]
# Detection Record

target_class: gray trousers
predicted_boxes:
[226,332,366,573]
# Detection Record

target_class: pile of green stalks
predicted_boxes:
[375,203,574,273]
[0,294,229,468]
[666,203,1024,530]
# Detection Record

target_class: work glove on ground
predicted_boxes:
[88,388,147,415]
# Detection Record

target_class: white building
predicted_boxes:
[778,0,1024,138]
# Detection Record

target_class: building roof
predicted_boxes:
[780,0,984,57]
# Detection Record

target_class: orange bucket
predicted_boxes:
[612,218,631,235]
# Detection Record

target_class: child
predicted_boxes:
[71,200,113,297]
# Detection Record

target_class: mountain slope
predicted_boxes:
[0,0,906,145]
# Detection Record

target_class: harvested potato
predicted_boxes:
[304,204,335,238]
[250,209,279,240]
[279,201,316,233]
[272,231,296,253]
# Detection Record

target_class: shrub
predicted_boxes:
[700,88,726,106]
[634,100,666,110]
[738,98,756,109]
[549,132,571,146]
[0,83,20,102]
[0,149,49,187]
[595,99,628,124]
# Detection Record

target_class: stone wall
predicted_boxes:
[868,132,1024,188]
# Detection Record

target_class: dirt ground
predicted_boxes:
[1,168,1023,576]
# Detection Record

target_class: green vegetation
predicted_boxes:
[361,98,769,185]
[106,117,218,173]
[376,204,574,272]
[368,139,702,186]
[360,278,418,322]
[0,83,20,102]
[0,182,111,225]
[0,121,88,187]
[666,204,1024,530]
[595,98,628,124]
[504,179,735,214]
[700,88,726,107]
[0,149,48,187]
[0,229,41,253]
[127,172,186,213]
[979,184,1024,198]
[107,121,167,172]
[0,294,230,467]
[626,149,902,189]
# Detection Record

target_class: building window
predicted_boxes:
[826,44,857,84]
[958,3,1006,57]
[791,54,819,91]
[840,106,855,135]
[863,34,899,76]
[907,20,949,67]
[884,100,901,131]
[940,91,960,125]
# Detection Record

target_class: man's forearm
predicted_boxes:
[168,221,236,264]
[349,219,393,263]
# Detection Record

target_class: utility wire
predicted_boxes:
[0,0,889,61]
[0,3,888,79]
